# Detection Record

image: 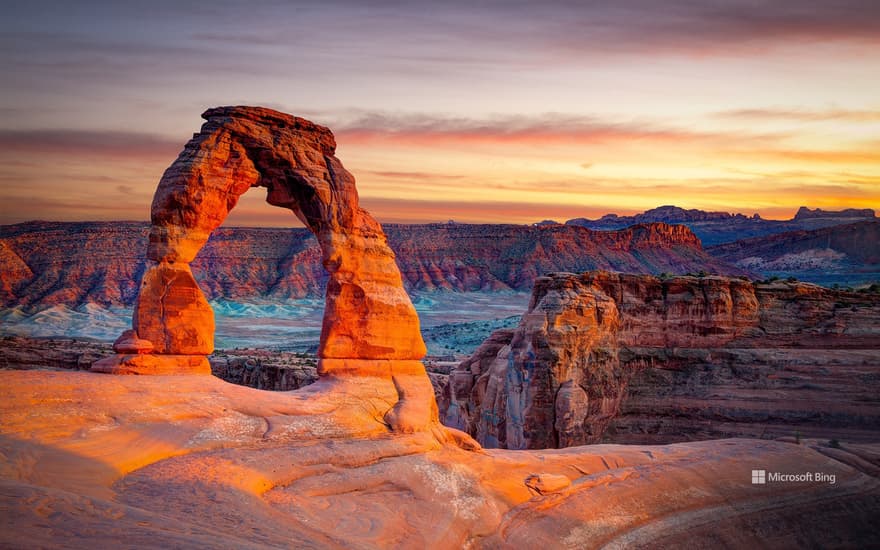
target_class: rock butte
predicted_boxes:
[441,271,880,449]
[2,108,879,547]
[92,106,437,434]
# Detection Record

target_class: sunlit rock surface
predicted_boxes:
[2,370,878,549]
[133,263,214,355]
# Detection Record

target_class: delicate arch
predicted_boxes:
[135,106,425,362]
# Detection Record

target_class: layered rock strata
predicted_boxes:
[441,271,880,448]
[0,220,743,310]
[92,106,434,433]
[707,220,880,287]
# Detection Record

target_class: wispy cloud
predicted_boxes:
[718,107,880,123]
[363,170,465,181]
[731,147,880,165]
[334,112,777,149]
[0,129,181,159]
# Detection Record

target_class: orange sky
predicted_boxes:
[1,1,878,226]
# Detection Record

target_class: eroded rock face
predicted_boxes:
[133,263,214,354]
[0,221,746,310]
[112,330,154,354]
[445,271,880,449]
[94,106,433,431]
[143,106,424,361]
[442,276,625,449]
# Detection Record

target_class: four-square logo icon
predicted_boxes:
[751,469,766,484]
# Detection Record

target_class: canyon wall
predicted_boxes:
[0,221,741,310]
[440,271,880,449]
[707,220,880,287]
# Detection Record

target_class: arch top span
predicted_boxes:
[149,106,349,264]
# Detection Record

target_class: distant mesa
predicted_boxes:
[568,205,750,226]
[566,204,877,247]
[569,204,875,227]
[708,220,880,287]
[793,206,876,221]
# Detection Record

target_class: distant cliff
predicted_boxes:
[708,221,880,287]
[567,205,877,246]
[0,221,741,309]
[794,206,876,220]
[440,271,880,449]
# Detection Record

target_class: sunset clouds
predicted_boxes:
[1,1,878,225]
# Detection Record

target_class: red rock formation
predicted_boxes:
[0,241,32,303]
[444,271,880,448]
[92,106,435,433]
[387,222,738,292]
[0,220,744,309]
[112,330,154,354]
[133,263,214,355]
[143,106,425,362]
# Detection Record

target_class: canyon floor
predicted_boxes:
[2,369,879,549]
[0,292,528,357]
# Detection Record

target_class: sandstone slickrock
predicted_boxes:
[443,271,880,449]
[524,472,572,495]
[2,370,879,549]
[94,106,436,433]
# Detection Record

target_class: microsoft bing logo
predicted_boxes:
[751,470,766,484]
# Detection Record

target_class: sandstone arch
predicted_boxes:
[93,106,437,433]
